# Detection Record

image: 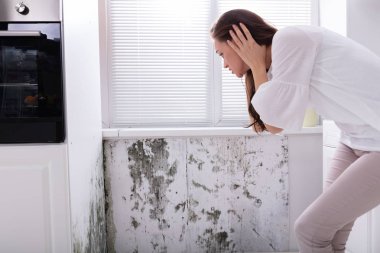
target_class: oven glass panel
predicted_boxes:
[0,23,64,143]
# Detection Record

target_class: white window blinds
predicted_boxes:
[107,0,316,128]
[108,0,212,127]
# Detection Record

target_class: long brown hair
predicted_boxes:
[210,9,277,132]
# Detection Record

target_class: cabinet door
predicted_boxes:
[0,145,71,253]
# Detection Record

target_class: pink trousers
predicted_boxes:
[294,142,380,252]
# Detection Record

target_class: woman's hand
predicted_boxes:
[227,23,267,73]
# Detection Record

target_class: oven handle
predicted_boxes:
[0,31,43,37]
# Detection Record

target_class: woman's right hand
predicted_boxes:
[227,23,267,73]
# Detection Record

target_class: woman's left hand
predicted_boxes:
[227,23,267,72]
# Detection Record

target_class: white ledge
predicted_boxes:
[102,126,322,139]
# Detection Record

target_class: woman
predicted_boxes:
[211,9,380,252]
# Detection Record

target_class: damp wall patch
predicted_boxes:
[104,135,289,252]
[73,148,107,253]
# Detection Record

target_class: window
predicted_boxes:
[105,0,318,128]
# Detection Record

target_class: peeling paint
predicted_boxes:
[127,139,178,226]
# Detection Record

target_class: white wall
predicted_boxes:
[62,0,106,251]
[347,0,380,56]
[319,0,347,36]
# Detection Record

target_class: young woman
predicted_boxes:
[211,9,380,252]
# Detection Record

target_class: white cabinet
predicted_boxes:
[0,144,71,253]
[323,120,376,253]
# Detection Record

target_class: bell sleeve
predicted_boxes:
[251,26,321,131]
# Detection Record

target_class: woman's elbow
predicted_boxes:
[265,124,283,134]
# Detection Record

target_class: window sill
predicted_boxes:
[102,126,322,139]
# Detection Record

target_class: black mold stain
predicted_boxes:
[188,153,205,170]
[196,228,235,252]
[212,165,221,172]
[131,201,139,211]
[167,161,178,176]
[104,141,117,253]
[158,218,170,230]
[227,209,242,222]
[231,183,240,190]
[127,139,178,230]
[279,138,289,208]
[175,201,186,212]
[206,208,221,225]
[254,198,263,208]
[192,180,212,193]
[151,242,159,250]
[150,241,167,253]
[252,227,277,251]
[278,141,289,169]
[74,147,107,253]
[188,209,199,223]
[214,183,225,190]
[242,188,263,208]
[189,197,199,207]
[215,231,229,246]
[131,217,140,229]
[186,195,200,224]
[242,188,255,200]
[179,224,186,242]
[252,227,260,237]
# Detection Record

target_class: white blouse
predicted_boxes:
[251,25,380,151]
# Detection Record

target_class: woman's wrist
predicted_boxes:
[251,65,268,91]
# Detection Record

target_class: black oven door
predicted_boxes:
[0,23,64,143]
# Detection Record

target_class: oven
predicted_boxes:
[0,0,64,143]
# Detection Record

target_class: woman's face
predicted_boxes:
[214,39,249,78]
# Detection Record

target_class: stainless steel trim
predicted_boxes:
[0,0,61,22]
[0,31,42,37]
